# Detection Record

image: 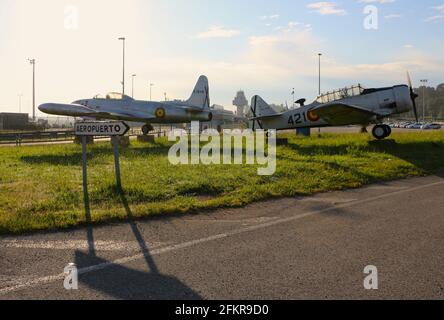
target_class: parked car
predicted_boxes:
[407,123,423,129]
[421,123,442,130]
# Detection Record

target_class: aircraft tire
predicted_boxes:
[142,125,151,136]
[383,125,392,137]
[373,125,387,140]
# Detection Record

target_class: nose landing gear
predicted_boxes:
[372,124,392,140]
[141,124,154,136]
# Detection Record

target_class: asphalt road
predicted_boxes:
[1,174,443,300]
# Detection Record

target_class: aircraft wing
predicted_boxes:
[39,103,156,121]
[310,103,385,126]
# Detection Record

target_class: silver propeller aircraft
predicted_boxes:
[39,75,213,135]
[250,73,419,140]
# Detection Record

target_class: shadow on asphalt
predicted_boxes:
[76,187,202,300]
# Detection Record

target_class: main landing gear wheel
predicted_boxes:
[142,124,153,136]
[372,124,391,140]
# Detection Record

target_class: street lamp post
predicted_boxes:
[420,79,428,123]
[318,53,322,136]
[149,83,154,101]
[28,59,36,121]
[318,53,322,96]
[131,74,136,98]
[118,37,126,95]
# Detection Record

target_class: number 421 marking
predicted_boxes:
[288,113,307,126]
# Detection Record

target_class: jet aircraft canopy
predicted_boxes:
[316,84,365,104]
[93,92,133,101]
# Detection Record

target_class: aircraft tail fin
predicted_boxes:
[249,95,280,131]
[250,95,278,118]
[186,75,210,109]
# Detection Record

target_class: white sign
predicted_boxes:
[75,121,130,136]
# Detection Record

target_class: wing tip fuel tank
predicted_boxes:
[38,103,95,117]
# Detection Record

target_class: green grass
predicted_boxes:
[1,131,443,235]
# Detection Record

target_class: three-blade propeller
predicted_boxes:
[407,71,420,123]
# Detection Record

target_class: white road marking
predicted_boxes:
[187,216,280,224]
[364,185,409,190]
[0,240,168,251]
[298,197,358,204]
[0,179,443,296]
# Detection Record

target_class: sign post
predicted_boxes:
[111,136,122,189]
[75,121,130,195]
[82,136,88,196]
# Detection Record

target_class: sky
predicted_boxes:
[1,0,444,115]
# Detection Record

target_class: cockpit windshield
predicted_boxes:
[316,84,365,104]
[93,92,133,100]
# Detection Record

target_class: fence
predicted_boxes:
[0,122,249,146]
[0,128,170,146]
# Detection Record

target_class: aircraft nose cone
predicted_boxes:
[38,103,58,115]
[38,103,51,113]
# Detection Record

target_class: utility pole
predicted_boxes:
[149,83,154,100]
[164,92,167,101]
[318,53,322,96]
[292,88,295,108]
[29,59,36,121]
[420,79,428,123]
[131,74,136,98]
[118,37,126,95]
[318,53,322,136]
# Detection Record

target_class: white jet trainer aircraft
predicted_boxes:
[250,73,419,140]
[39,75,212,135]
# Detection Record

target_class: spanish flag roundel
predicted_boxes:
[155,107,166,119]
[307,110,320,122]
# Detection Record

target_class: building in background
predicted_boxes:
[185,104,247,132]
[208,104,237,131]
[0,113,29,130]
[233,90,248,117]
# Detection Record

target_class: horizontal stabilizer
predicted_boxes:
[250,114,281,121]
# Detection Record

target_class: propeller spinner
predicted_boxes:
[407,71,419,123]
